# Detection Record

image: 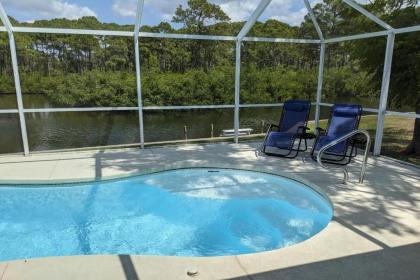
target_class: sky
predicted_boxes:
[0,0,322,27]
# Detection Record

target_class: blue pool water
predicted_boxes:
[0,169,332,261]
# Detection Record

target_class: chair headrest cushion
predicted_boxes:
[333,105,362,117]
[284,101,310,112]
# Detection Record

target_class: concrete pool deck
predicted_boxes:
[0,141,419,280]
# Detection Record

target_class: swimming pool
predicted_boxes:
[0,168,332,261]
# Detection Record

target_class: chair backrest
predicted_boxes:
[327,104,363,138]
[278,100,311,133]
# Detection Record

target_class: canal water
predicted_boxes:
[1,94,380,154]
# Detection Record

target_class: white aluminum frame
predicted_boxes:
[234,40,242,143]
[304,0,324,41]
[134,0,145,149]
[234,0,272,143]
[342,0,392,30]
[315,43,325,128]
[304,0,325,128]
[374,32,395,155]
[0,0,419,157]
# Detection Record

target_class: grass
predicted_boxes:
[308,115,419,166]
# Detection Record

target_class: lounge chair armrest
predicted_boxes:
[352,134,367,145]
[297,125,310,133]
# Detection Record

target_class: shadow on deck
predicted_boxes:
[227,242,420,280]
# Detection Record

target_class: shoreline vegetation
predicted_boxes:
[1,1,417,109]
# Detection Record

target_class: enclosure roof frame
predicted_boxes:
[0,0,413,43]
[0,0,403,44]
[342,0,393,30]
[134,0,145,39]
[0,2,13,33]
[304,0,324,41]
[236,0,272,41]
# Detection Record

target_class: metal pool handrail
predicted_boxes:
[316,129,371,185]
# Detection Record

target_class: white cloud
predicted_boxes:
[261,0,308,26]
[112,0,137,17]
[211,0,259,21]
[112,0,262,23]
[2,0,97,20]
[112,0,183,20]
[145,0,184,17]
[211,0,312,26]
[112,0,314,26]
[270,7,308,26]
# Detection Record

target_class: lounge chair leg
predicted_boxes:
[342,168,349,184]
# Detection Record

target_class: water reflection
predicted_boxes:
[0,93,386,154]
[0,114,22,153]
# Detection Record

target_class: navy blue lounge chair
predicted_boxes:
[311,104,363,165]
[261,100,311,158]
